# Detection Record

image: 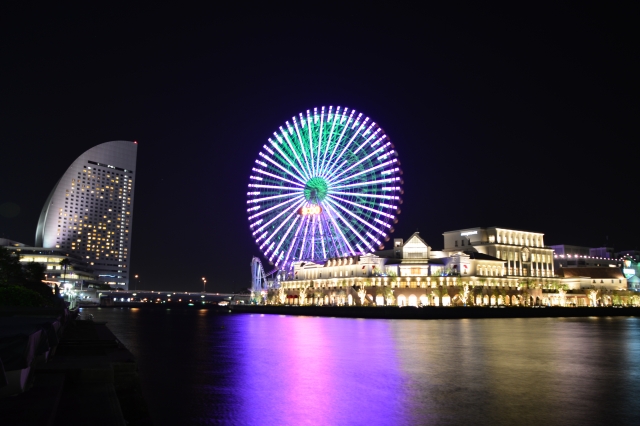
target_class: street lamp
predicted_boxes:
[202,277,206,293]
[135,274,139,291]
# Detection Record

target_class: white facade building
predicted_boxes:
[35,141,137,288]
[442,227,555,277]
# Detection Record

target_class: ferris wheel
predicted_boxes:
[247,106,402,270]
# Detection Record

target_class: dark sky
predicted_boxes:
[1,3,637,292]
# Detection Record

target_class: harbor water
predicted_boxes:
[88,307,640,426]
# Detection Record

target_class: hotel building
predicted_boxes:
[275,227,630,307]
[35,141,137,288]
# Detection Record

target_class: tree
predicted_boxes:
[431,286,447,307]
[299,285,309,305]
[586,289,598,307]
[59,257,72,286]
[499,287,508,306]
[375,286,385,306]
[277,287,286,304]
[518,279,535,306]
[492,287,501,306]
[266,288,277,304]
[477,277,487,289]
[612,291,621,306]
[547,279,559,290]
[251,290,263,304]
[383,286,395,306]
[391,276,400,289]
[357,286,367,306]
[0,246,23,285]
[455,283,471,306]
[558,287,567,307]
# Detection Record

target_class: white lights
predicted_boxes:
[247,107,400,268]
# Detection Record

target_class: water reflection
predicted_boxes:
[389,317,640,426]
[88,309,640,426]
[229,315,411,425]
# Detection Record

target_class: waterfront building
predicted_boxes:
[0,238,98,288]
[35,141,137,289]
[557,267,626,291]
[549,244,637,289]
[442,227,555,277]
[276,229,631,308]
[550,244,619,268]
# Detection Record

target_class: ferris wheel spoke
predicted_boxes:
[279,128,312,180]
[294,214,311,261]
[248,183,302,191]
[317,215,327,259]
[252,167,305,188]
[330,142,391,182]
[322,205,356,256]
[248,195,304,221]
[326,194,395,220]
[260,198,306,248]
[324,202,373,252]
[329,128,386,180]
[326,115,369,177]
[273,215,300,265]
[260,148,307,185]
[331,176,401,191]
[328,190,400,201]
[329,158,397,186]
[325,197,387,239]
[320,106,339,175]
[272,132,310,181]
[353,130,384,156]
[306,111,316,176]
[322,108,355,176]
[292,117,314,178]
[318,213,342,257]
[310,215,317,260]
[321,109,352,176]
[247,191,302,205]
[300,213,314,260]
[283,216,307,265]
[254,197,306,235]
[315,107,325,176]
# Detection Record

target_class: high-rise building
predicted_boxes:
[35,141,137,288]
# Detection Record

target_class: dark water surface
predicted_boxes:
[87,307,640,426]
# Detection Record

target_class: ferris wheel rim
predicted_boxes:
[247,106,402,269]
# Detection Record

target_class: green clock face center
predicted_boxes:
[304,177,328,203]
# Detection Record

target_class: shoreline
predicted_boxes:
[230,304,640,319]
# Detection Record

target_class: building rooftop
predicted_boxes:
[558,267,624,279]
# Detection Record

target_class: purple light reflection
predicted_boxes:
[227,314,412,426]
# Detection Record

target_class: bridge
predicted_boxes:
[76,290,250,307]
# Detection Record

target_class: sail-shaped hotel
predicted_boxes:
[35,141,137,288]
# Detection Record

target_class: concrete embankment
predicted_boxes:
[0,308,152,426]
[231,304,640,319]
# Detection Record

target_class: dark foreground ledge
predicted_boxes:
[230,305,640,320]
[0,309,152,426]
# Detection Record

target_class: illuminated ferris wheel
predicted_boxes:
[247,106,402,270]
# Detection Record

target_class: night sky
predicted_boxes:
[1,4,637,292]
